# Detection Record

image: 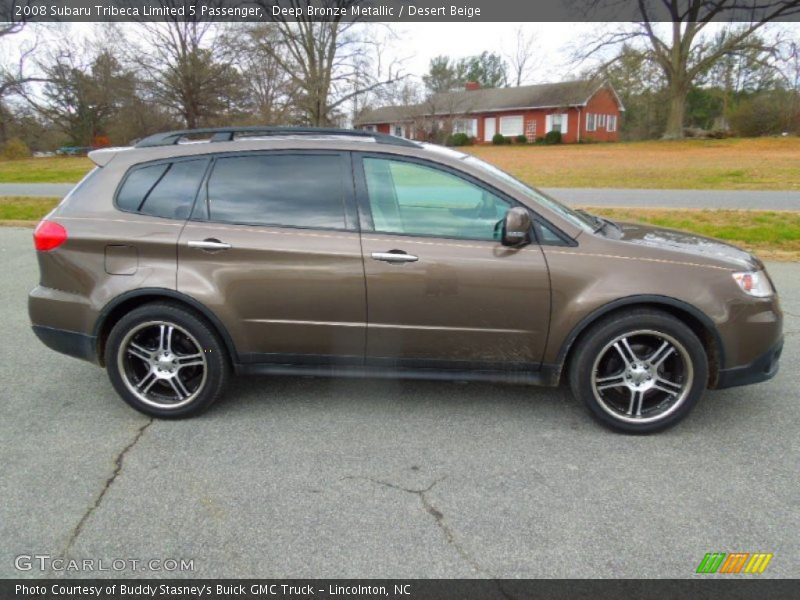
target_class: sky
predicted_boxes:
[385,22,602,83]
[5,21,610,86]
[5,20,800,101]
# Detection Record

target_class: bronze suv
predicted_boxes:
[29,127,783,432]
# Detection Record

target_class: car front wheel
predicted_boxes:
[569,309,708,433]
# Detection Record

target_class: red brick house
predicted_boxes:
[355,79,624,143]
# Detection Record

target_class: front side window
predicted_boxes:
[607,115,617,132]
[117,159,208,220]
[461,153,594,234]
[206,154,347,229]
[362,158,510,241]
[586,113,596,132]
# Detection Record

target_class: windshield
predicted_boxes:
[458,153,595,233]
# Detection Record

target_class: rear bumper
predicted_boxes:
[715,337,783,390]
[31,325,98,365]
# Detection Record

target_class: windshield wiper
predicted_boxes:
[577,209,620,234]
[576,209,605,233]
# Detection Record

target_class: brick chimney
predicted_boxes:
[465,81,480,91]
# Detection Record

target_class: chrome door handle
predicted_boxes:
[371,251,418,263]
[188,239,231,251]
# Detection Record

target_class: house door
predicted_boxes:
[483,117,496,142]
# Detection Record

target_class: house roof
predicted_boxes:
[356,79,624,125]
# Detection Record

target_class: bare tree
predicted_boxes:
[0,18,49,142]
[256,1,404,126]
[220,23,300,125]
[26,42,136,146]
[0,0,32,38]
[126,1,243,129]
[578,1,800,138]
[505,26,541,86]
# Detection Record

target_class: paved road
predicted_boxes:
[2,183,800,211]
[1,226,798,580]
[0,183,75,198]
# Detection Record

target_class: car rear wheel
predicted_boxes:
[569,309,708,433]
[105,303,229,418]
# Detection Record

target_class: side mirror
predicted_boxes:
[501,207,532,246]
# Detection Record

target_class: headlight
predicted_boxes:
[732,271,773,298]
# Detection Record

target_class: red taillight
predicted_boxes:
[33,220,68,251]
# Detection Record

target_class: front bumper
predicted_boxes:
[31,325,98,365]
[715,336,783,389]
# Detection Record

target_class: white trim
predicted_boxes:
[483,117,496,142]
[547,113,568,134]
[422,103,586,117]
[499,115,524,136]
[607,114,617,132]
[586,113,596,132]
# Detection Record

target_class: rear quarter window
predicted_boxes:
[116,159,208,220]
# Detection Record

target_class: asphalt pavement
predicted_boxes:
[0,226,798,579]
[2,182,800,211]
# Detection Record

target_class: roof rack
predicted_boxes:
[135,126,419,148]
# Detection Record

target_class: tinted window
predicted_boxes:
[140,160,208,219]
[117,164,168,211]
[117,160,207,220]
[207,154,346,229]
[363,158,510,241]
[537,221,566,244]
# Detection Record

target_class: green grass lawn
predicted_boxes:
[0,197,60,221]
[466,137,800,190]
[591,207,800,260]
[0,157,93,183]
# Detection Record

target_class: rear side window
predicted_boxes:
[206,154,346,229]
[116,159,207,220]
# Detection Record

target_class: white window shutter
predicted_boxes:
[545,114,553,132]
[561,113,569,134]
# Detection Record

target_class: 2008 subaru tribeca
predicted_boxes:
[29,127,783,432]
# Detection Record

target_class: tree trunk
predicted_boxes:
[663,83,687,139]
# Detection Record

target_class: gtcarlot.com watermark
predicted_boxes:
[15,554,194,573]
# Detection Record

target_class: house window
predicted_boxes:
[363,125,377,132]
[499,115,524,136]
[607,115,617,132]
[598,114,607,128]
[586,113,596,132]
[546,113,569,135]
[453,118,478,137]
[392,124,404,137]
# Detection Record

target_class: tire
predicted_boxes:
[104,302,229,418]
[568,309,708,434]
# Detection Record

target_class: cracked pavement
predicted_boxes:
[1,227,798,578]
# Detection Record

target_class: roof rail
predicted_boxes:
[135,126,419,148]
